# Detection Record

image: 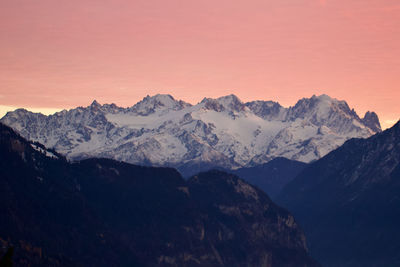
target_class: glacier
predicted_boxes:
[1,94,381,175]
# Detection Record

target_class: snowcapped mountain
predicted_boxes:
[1,94,381,174]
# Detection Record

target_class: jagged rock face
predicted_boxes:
[1,94,380,175]
[277,121,400,267]
[185,171,320,267]
[245,100,286,120]
[362,111,381,133]
[0,123,319,266]
[129,94,192,115]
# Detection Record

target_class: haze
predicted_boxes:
[0,0,399,128]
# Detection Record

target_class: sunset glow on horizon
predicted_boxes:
[1,0,399,129]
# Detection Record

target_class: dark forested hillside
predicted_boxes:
[0,123,318,267]
[278,121,400,266]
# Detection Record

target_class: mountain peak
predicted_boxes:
[290,94,354,119]
[200,97,225,112]
[130,94,190,115]
[90,100,101,108]
[310,94,348,107]
[312,93,333,101]
[362,111,381,132]
[201,94,245,112]
[217,94,241,101]
[145,93,174,101]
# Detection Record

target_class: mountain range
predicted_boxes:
[0,122,318,266]
[2,92,399,266]
[277,120,400,266]
[1,94,380,176]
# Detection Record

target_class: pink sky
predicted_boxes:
[0,0,399,128]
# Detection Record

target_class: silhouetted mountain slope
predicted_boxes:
[277,121,400,267]
[0,123,318,266]
[230,158,308,198]
[0,123,122,266]
[185,170,318,266]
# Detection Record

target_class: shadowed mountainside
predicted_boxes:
[0,123,318,267]
[229,157,308,199]
[278,121,400,266]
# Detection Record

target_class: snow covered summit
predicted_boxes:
[1,94,381,175]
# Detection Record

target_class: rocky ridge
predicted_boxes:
[1,94,381,175]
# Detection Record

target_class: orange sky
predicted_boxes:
[0,0,399,128]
